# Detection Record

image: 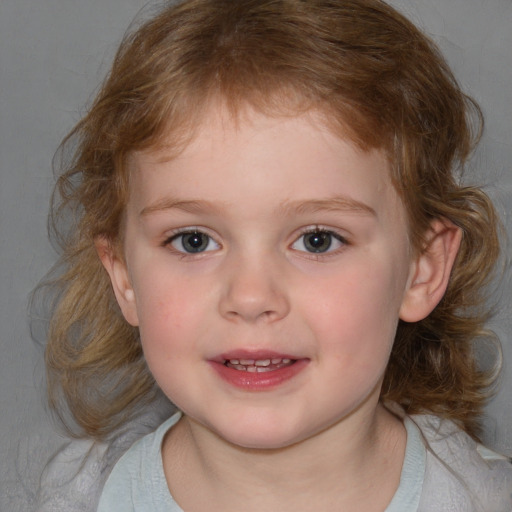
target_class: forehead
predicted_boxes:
[127,107,404,226]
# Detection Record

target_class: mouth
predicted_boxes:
[210,352,307,390]
[224,357,295,373]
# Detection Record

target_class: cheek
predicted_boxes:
[302,258,405,354]
[132,271,209,356]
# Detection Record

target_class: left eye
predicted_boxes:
[168,231,219,253]
[292,230,345,254]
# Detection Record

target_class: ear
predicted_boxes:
[399,219,462,323]
[95,236,139,326]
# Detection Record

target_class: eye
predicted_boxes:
[292,229,346,254]
[167,231,219,254]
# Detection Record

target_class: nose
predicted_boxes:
[218,254,290,324]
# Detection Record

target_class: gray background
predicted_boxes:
[0,0,511,510]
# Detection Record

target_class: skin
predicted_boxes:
[98,106,461,511]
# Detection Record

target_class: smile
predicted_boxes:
[210,353,308,391]
[224,358,294,373]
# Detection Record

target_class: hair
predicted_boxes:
[43,0,501,441]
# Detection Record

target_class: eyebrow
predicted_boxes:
[140,198,225,217]
[279,197,376,217]
[140,196,376,218]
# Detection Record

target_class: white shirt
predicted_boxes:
[96,412,512,512]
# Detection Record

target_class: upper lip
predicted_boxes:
[211,350,301,363]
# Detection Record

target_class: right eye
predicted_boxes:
[167,231,219,254]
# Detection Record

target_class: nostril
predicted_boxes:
[218,271,290,323]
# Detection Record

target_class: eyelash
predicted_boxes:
[291,227,349,258]
[162,226,349,258]
[163,228,220,257]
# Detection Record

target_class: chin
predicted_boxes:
[225,431,300,451]
[209,417,309,451]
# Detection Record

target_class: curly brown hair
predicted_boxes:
[44,0,500,440]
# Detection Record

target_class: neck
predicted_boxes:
[162,402,406,512]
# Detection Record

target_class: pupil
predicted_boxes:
[183,233,208,253]
[305,232,331,253]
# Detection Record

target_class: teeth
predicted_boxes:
[228,358,286,366]
[225,357,295,372]
[255,359,271,367]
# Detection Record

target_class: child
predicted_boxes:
[42,0,512,510]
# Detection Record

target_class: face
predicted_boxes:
[107,107,420,449]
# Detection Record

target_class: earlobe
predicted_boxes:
[95,236,139,326]
[399,219,462,323]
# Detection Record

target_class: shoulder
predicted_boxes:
[97,412,182,512]
[412,414,512,512]
[36,438,110,512]
[36,404,175,512]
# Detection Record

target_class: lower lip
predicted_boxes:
[209,359,309,391]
